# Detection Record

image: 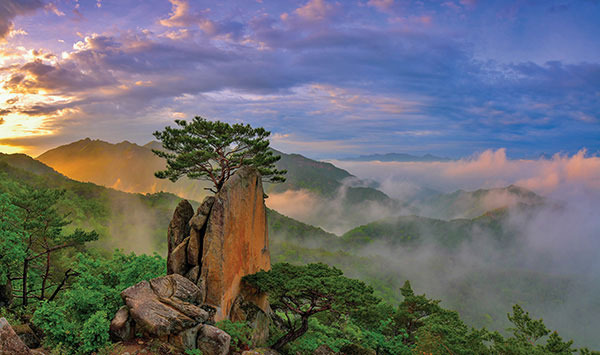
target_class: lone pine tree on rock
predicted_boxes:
[153,116,287,193]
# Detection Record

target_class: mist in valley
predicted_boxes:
[75,147,600,347]
[267,149,600,347]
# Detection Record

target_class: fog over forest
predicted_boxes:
[266,149,600,347]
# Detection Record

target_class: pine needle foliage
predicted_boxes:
[153,116,286,192]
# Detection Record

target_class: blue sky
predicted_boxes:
[0,0,598,158]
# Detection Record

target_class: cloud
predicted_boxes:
[0,0,43,40]
[44,2,65,17]
[294,0,337,21]
[266,190,318,219]
[3,58,117,95]
[159,0,195,27]
[1,1,599,157]
[332,149,600,197]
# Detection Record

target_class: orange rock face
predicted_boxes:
[200,167,271,321]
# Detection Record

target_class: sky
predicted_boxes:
[0,0,599,158]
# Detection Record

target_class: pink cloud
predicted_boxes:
[159,0,199,27]
[295,0,336,21]
[332,149,600,196]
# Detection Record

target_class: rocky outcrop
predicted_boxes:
[0,317,33,355]
[167,200,194,275]
[115,274,209,338]
[109,306,134,341]
[196,325,231,355]
[198,167,271,321]
[111,167,272,351]
[166,166,271,321]
[230,293,270,347]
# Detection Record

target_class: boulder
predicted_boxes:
[121,274,208,337]
[149,274,202,303]
[167,200,194,275]
[0,317,32,355]
[196,324,231,355]
[169,323,203,350]
[110,306,135,341]
[167,196,215,281]
[200,167,271,321]
[184,265,201,286]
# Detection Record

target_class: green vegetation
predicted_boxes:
[244,263,588,355]
[216,319,254,352]
[32,251,165,354]
[153,116,286,192]
[340,213,510,249]
[1,150,598,353]
[1,152,191,254]
[4,188,98,306]
[244,263,378,350]
[266,208,337,244]
[416,184,545,220]
[0,166,166,353]
[265,149,393,203]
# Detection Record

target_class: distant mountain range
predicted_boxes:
[342,152,451,162]
[414,185,546,220]
[37,139,397,232]
[36,139,552,233]
[37,138,211,201]
[38,139,391,202]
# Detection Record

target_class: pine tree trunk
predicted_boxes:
[271,316,309,351]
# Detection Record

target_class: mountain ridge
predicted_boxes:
[342,152,451,162]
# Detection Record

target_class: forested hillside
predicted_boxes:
[1,152,599,352]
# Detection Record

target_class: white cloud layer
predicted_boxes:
[331,149,600,198]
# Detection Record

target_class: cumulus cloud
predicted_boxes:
[159,0,197,27]
[0,0,43,40]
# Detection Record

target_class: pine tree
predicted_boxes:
[153,116,286,192]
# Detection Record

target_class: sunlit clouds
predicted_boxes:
[332,149,600,197]
[0,0,598,157]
